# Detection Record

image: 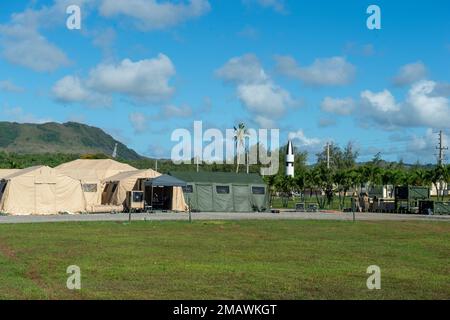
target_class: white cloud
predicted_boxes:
[360,80,450,129]
[321,97,355,115]
[87,54,175,101]
[237,26,259,40]
[393,61,428,86]
[0,80,24,93]
[2,106,51,124]
[404,80,450,128]
[404,129,448,163]
[237,83,293,117]
[275,55,356,86]
[217,54,297,128]
[344,42,375,56]
[52,75,111,106]
[146,143,168,158]
[288,129,321,147]
[318,117,337,128]
[129,112,148,133]
[431,82,450,97]
[216,54,268,84]
[361,89,400,113]
[0,1,89,72]
[243,0,286,13]
[53,54,176,105]
[0,25,70,72]
[161,104,192,118]
[91,27,116,59]
[253,115,277,128]
[53,76,91,103]
[99,0,211,31]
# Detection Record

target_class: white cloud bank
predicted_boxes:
[321,97,355,115]
[0,0,93,72]
[275,55,356,86]
[360,80,450,129]
[216,54,298,128]
[242,0,286,13]
[52,54,176,106]
[393,61,428,86]
[99,0,211,30]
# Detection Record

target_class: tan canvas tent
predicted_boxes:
[0,166,86,215]
[102,169,160,205]
[102,169,187,211]
[55,159,136,211]
[0,169,21,179]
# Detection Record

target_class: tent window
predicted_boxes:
[0,181,7,194]
[216,185,230,194]
[183,185,193,193]
[0,181,7,201]
[82,184,97,192]
[252,186,265,195]
[111,183,118,193]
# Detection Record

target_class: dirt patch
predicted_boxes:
[0,239,17,260]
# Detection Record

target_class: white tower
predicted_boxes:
[112,143,118,158]
[286,140,294,177]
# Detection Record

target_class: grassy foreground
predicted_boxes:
[0,220,449,299]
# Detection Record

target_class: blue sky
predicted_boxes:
[0,0,449,164]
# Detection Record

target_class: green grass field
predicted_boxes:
[0,220,449,299]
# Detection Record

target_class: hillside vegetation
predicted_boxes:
[0,122,141,160]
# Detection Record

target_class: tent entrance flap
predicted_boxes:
[233,185,252,212]
[197,184,214,211]
[145,186,173,210]
[144,174,187,211]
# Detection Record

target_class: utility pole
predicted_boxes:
[326,142,330,169]
[196,156,199,172]
[155,159,158,171]
[436,130,448,166]
[246,149,249,174]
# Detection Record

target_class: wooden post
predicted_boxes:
[150,184,154,213]
[188,197,192,223]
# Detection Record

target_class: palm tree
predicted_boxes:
[429,165,448,201]
[334,169,354,209]
[233,123,249,173]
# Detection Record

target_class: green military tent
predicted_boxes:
[169,171,269,212]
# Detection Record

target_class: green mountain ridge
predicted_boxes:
[0,121,142,160]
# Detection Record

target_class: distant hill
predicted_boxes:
[0,121,142,160]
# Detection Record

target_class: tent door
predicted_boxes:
[233,184,252,212]
[147,186,173,210]
[196,184,213,212]
[35,183,56,214]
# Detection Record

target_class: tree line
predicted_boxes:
[264,143,450,209]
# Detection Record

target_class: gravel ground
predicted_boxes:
[0,210,449,224]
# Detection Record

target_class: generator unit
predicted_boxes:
[394,186,430,213]
[126,190,144,212]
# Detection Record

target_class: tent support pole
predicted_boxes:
[150,184,154,213]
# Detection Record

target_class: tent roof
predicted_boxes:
[56,159,136,171]
[145,174,187,187]
[55,159,137,181]
[169,171,265,184]
[1,166,47,180]
[0,169,21,179]
[103,169,160,182]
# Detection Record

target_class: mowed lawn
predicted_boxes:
[0,220,449,299]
